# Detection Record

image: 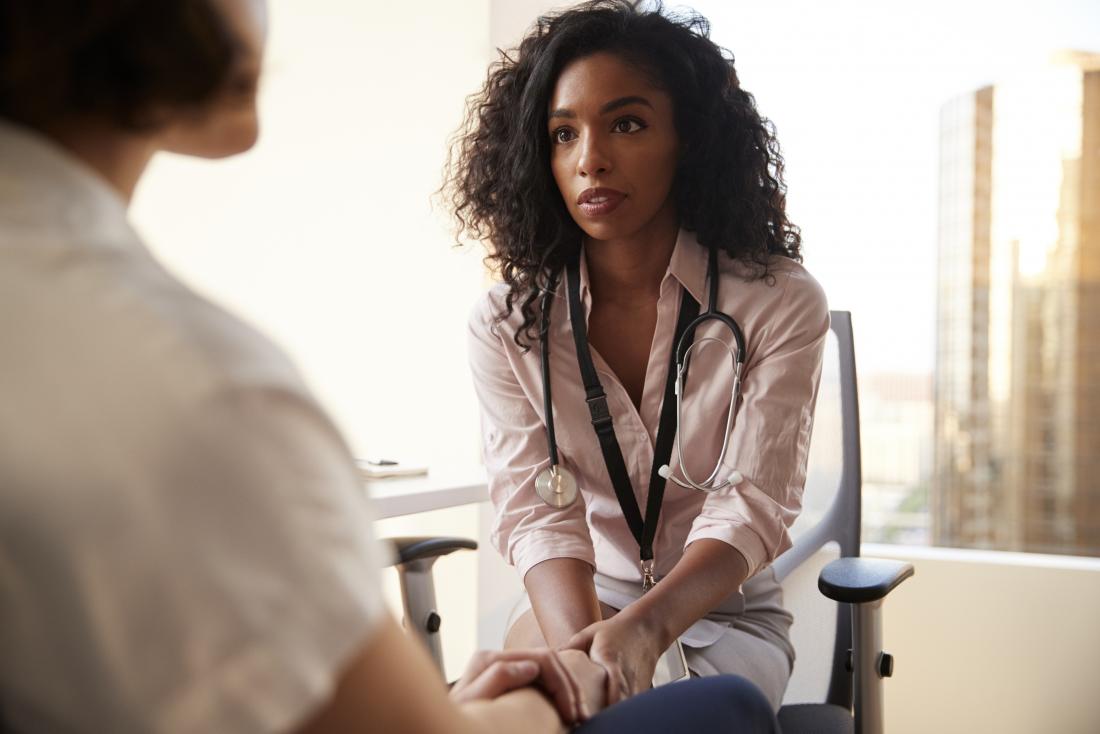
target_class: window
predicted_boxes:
[690,0,1100,556]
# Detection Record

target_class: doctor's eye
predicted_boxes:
[551,126,577,144]
[612,117,646,134]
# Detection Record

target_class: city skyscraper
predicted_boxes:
[934,51,1100,557]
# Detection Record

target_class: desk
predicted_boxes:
[364,466,489,519]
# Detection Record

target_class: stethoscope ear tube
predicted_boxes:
[659,463,744,489]
[675,310,746,368]
[665,249,747,492]
[669,325,744,492]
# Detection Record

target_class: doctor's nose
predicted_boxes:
[577,137,612,178]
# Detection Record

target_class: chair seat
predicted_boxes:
[777,703,853,734]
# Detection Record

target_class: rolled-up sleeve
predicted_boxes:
[685,272,830,577]
[467,297,596,580]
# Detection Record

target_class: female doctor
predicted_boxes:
[453,0,829,711]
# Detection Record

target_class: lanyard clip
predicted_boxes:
[641,559,656,592]
[585,391,614,434]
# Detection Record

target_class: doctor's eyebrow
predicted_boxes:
[548,95,655,120]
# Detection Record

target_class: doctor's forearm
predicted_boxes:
[616,539,750,650]
[525,558,604,647]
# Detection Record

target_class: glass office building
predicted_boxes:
[934,52,1100,556]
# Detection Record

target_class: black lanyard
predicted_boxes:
[564,254,700,564]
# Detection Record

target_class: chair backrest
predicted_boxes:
[773,310,861,709]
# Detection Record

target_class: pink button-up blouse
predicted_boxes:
[468,230,829,586]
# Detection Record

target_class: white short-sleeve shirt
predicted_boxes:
[0,120,387,733]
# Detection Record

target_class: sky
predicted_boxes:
[680,0,1100,375]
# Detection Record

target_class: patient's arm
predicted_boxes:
[294,615,605,734]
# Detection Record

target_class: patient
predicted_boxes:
[0,1,776,732]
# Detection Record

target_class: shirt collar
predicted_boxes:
[666,229,709,306]
[0,118,140,251]
[577,228,710,307]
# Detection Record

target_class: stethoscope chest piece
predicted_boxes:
[534,465,578,508]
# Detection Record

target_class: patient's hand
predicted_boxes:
[449,648,589,724]
[557,648,609,715]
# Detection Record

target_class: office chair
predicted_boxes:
[771,311,913,734]
[385,311,913,734]
[386,536,478,672]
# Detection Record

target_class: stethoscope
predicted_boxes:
[534,246,747,509]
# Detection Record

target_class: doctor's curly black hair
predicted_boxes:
[445,0,802,350]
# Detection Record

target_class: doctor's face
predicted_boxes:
[548,52,680,243]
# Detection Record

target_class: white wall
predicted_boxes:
[131,0,491,468]
[490,0,562,49]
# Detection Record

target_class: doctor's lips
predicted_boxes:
[577,187,626,217]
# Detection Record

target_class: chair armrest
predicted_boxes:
[818,557,914,604]
[387,536,477,566]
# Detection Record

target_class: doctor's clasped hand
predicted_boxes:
[564,538,753,702]
[564,612,662,703]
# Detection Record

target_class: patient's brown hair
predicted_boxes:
[0,0,242,130]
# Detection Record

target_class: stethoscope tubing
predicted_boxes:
[662,305,746,492]
[540,246,748,499]
[539,276,561,467]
